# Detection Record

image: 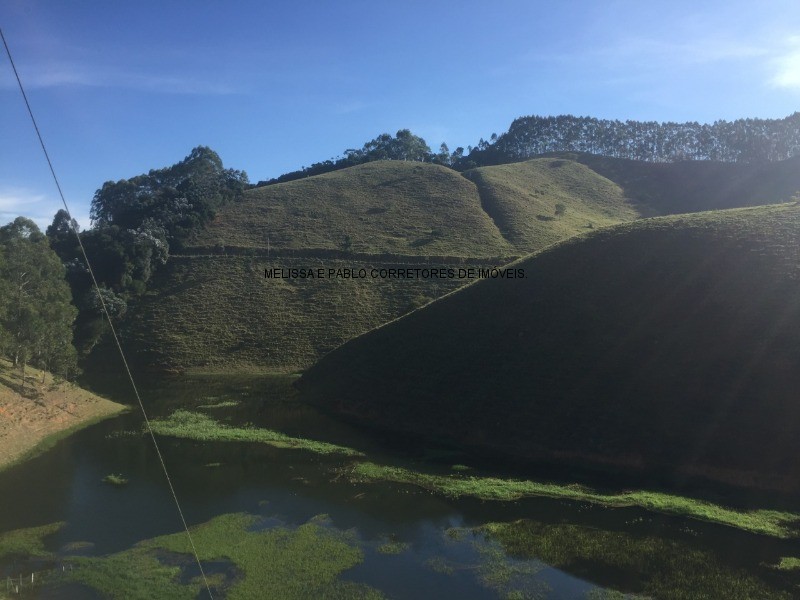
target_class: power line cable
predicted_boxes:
[0,28,214,599]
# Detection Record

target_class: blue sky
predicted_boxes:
[2,0,799,229]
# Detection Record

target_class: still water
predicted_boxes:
[1,375,798,598]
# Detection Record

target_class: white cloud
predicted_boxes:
[518,31,800,98]
[517,35,769,70]
[0,61,240,95]
[608,37,768,66]
[0,187,49,224]
[770,37,800,90]
[0,186,88,232]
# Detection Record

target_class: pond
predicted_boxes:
[1,375,798,598]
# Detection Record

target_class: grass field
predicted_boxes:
[300,203,800,494]
[4,512,791,599]
[188,160,512,257]
[116,256,477,373]
[0,522,64,560]
[478,520,790,599]
[115,158,646,373]
[570,152,800,215]
[113,155,800,374]
[463,158,647,251]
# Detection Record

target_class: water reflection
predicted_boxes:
[0,374,798,598]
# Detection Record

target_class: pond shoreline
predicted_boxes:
[0,359,128,473]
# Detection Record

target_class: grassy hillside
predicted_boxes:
[463,158,647,251]
[121,157,651,372]
[192,158,652,256]
[117,155,800,373]
[299,203,800,494]
[0,359,126,471]
[189,160,512,257]
[568,153,800,215]
[186,154,800,260]
[121,256,480,372]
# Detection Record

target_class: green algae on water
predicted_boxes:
[150,410,364,456]
[67,512,383,599]
[345,462,800,538]
[0,522,64,560]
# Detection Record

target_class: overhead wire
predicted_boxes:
[0,28,214,599]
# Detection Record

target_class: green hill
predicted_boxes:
[568,153,800,215]
[188,160,512,257]
[122,255,475,372]
[114,155,800,373]
[118,158,648,372]
[463,158,647,251]
[298,203,800,494]
[191,158,649,256]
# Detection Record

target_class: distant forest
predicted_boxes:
[256,112,800,186]
[474,112,800,165]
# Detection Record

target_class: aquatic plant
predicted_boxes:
[150,410,363,456]
[102,474,129,486]
[346,462,800,538]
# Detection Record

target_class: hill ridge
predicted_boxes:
[299,202,800,494]
[111,155,800,374]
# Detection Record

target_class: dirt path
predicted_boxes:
[0,359,127,471]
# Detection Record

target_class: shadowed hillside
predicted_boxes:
[299,203,800,494]
[569,153,800,215]
[116,158,650,372]
[122,255,480,372]
[114,155,800,373]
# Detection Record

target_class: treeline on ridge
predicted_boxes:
[472,112,800,165]
[256,112,800,186]
[256,129,448,186]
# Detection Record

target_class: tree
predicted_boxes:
[0,217,78,384]
[46,209,79,239]
[461,112,800,167]
[435,143,451,165]
[90,146,248,241]
[46,209,80,264]
[0,246,9,355]
[80,146,247,297]
[125,219,169,287]
[257,130,440,185]
[389,129,431,161]
[46,147,247,358]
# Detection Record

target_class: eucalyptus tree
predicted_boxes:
[0,217,78,384]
